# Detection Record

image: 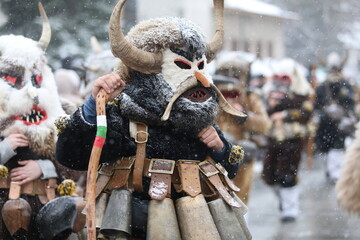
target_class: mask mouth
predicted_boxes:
[14,105,48,126]
[183,87,212,102]
[161,76,247,121]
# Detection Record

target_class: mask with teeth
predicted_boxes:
[0,3,64,150]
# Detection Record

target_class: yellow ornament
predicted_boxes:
[228,145,245,164]
[57,179,76,196]
[0,165,8,180]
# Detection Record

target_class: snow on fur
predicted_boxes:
[126,17,206,54]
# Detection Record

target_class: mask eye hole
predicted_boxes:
[174,59,191,70]
[31,75,42,88]
[197,61,204,70]
[1,72,24,89]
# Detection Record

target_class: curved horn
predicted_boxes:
[109,0,163,74]
[91,36,103,54]
[205,0,224,63]
[37,2,51,51]
[211,83,247,118]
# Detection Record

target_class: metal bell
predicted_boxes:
[100,189,132,238]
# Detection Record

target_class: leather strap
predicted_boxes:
[177,160,201,197]
[8,182,21,200]
[3,178,56,201]
[148,159,175,200]
[105,157,135,191]
[95,164,114,199]
[199,161,240,208]
[206,157,240,192]
[131,121,148,193]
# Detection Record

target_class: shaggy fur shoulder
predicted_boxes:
[336,121,360,215]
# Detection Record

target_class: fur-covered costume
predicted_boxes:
[261,59,313,222]
[214,52,270,205]
[336,121,360,215]
[314,68,356,182]
[0,4,85,240]
[56,0,251,239]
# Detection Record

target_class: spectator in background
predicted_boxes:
[314,54,356,184]
[214,52,270,213]
[262,58,313,223]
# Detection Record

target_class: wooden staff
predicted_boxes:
[86,89,109,239]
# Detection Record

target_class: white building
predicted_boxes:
[135,0,297,59]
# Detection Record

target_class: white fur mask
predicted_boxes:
[0,35,64,145]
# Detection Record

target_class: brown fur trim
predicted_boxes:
[28,130,56,160]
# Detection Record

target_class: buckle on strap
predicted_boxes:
[215,163,228,177]
[98,163,114,177]
[130,121,148,143]
[198,160,219,177]
[148,159,176,174]
[135,130,148,143]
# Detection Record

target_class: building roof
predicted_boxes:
[225,0,299,20]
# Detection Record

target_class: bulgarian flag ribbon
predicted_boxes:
[94,116,107,148]
[86,89,110,240]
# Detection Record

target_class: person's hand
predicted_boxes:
[92,73,126,101]
[6,132,29,150]
[10,160,42,185]
[198,126,224,152]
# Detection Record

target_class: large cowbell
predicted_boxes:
[100,189,132,238]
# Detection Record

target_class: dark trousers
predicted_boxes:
[262,138,304,188]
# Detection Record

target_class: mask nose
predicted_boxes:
[28,86,39,105]
[194,71,210,88]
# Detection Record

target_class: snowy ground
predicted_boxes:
[247,152,360,240]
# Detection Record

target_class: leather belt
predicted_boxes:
[105,157,135,191]
[199,160,241,208]
[177,160,201,197]
[148,159,175,200]
[95,157,135,198]
[206,157,240,192]
[0,177,57,201]
[131,122,148,193]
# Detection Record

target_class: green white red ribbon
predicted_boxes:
[94,115,107,148]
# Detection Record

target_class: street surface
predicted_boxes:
[248,152,360,240]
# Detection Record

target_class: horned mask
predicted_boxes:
[109,0,246,130]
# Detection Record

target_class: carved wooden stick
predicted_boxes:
[86,88,109,239]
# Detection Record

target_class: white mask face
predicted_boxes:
[0,35,64,140]
[161,48,213,91]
